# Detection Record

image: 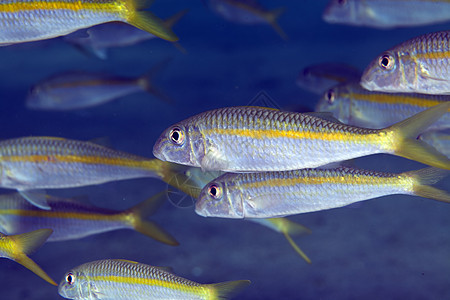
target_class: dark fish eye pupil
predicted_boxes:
[208,184,221,199]
[327,90,335,103]
[66,273,73,284]
[171,131,179,141]
[209,186,216,196]
[169,128,184,145]
[379,55,393,70]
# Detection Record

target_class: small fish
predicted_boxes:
[323,0,450,29]
[153,103,450,172]
[0,228,56,285]
[361,31,450,95]
[196,167,450,218]
[0,192,178,245]
[58,259,251,299]
[206,0,287,40]
[315,81,450,130]
[419,130,450,159]
[0,136,166,210]
[26,60,172,111]
[64,10,188,59]
[296,63,361,94]
[0,0,178,45]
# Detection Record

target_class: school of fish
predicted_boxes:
[0,0,448,299]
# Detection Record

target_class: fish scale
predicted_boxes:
[153,104,450,172]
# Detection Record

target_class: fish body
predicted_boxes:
[323,0,450,29]
[315,81,450,130]
[296,63,361,95]
[64,10,187,59]
[0,0,178,45]
[0,228,56,285]
[0,136,163,209]
[361,31,450,95]
[58,259,250,299]
[207,0,287,39]
[196,167,450,218]
[0,192,178,245]
[153,104,450,172]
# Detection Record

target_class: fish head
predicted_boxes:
[58,270,93,300]
[360,50,403,92]
[315,83,351,124]
[195,175,244,218]
[25,85,59,110]
[153,122,204,167]
[323,0,358,24]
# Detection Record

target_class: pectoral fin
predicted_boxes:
[19,190,51,210]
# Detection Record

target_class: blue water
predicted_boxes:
[0,1,449,299]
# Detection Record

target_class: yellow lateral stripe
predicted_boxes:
[0,209,118,221]
[2,154,151,169]
[91,275,205,295]
[412,50,450,60]
[205,128,381,143]
[352,92,443,108]
[241,175,408,190]
[0,1,122,13]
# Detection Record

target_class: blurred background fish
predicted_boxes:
[296,62,361,95]
[64,10,188,59]
[58,259,250,300]
[0,192,178,245]
[323,0,450,29]
[315,81,450,130]
[205,0,288,40]
[0,229,56,286]
[196,167,450,218]
[0,0,178,45]
[26,59,173,111]
[361,31,450,95]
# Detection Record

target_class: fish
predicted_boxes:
[0,0,178,46]
[0,228,56,285]
[153,103,450,172]
[206,0,287,40]
[361,31,450,95]
[0,136,167,210]
[26,60,173,111]
[419,130,450,159]
[196,167,450,218]
[296,63,361,94]
[315,81,450,130]
[64,9,188,59]
[159,162,312,263]
[0,192,178,245]
[58,259,251,299]
[323,0,450,29]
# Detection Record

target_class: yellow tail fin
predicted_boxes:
[126,0,179,41]
[406,167,450,202]
[10,229,57,286]
[265,7,288,40]
[208,280,251,300]
[126,191,179,246]
[388,102,450,170]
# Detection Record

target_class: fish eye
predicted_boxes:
[66,273,75,285]
[208,184,222,200]
[326,89,335,104]
[169,127,184,145]
[337,0,347,5]
[378,54,395,70]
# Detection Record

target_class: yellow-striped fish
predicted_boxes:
[153,103,450,172]
[58,259,250,299]
[196,167,450,218]
[0,136,166,210]
[0,192,178,245]
[0,0,178,45]
[361,31,450,95]
[0,228,56,285]
[159,162,313,263]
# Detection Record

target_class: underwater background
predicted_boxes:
[0,0,449,299]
